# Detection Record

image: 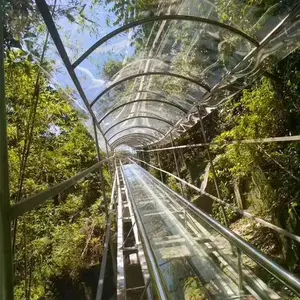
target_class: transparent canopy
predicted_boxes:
[35,0,300,150]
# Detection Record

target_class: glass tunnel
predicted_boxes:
[2,0,300,300]
[33,0,300,151]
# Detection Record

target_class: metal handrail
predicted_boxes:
[11,156,114,218]
[130,157,300,242]
[129,159,300,296]
[120,163,169,300]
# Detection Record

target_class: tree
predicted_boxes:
[6,51,110,299]
[103,59,123,80]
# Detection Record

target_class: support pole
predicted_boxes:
[170,133,184,197]
[95,174,117,300]
[156,152,164,183]
[105,140,113,181]
[0,0,14,297]
[196,106,229,227]
[93,119,108,217]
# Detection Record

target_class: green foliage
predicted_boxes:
[184,277,206,300]
[6,51,110,299]
[210,78,285,222]
[213,78,284,179]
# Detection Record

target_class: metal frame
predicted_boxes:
[104,116,174,136]
[91,71,211,107]
[7,2,297,299]
[73,15,259,68]
[0,0,13,296]
[98,99,188,124]
[107,126,164,143]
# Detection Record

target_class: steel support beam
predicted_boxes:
[0,0,13,297]
[116,168,125,300]
[105,140,113,182]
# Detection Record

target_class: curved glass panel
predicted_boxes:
[102,107,185,133]
[106,117,172,141]
[109,127,163,144]
[75,19,254,98]
[112,134,158,148]
[93,76,202,108]
[45,0,296,65]
[104,114,173,133]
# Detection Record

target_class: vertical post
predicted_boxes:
[237,248,243,296]
[0,0,14,297]
[156,151,164,183]
[93,119,108,216]
[105,140,113,181]
[196,106,229,227]
[170,133,184,197]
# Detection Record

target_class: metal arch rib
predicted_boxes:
[91,72,211,107]
[111,134,158,148]
[108,126,164,143]
[112,138,156,149]
[113,138,153,148]
[104,116,174,136]
[98,99,188,124]
[112,133,157,144]
[72,15,259,68]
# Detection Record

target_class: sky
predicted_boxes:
[46,0,136,104]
